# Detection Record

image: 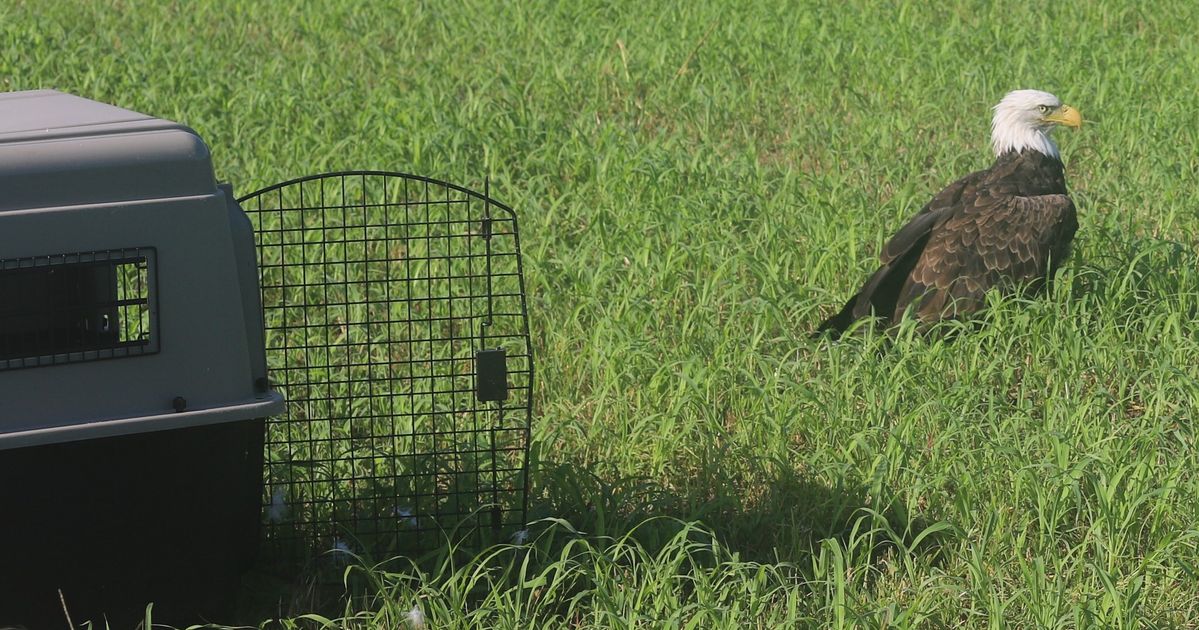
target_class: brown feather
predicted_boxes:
[815,149,1077,337]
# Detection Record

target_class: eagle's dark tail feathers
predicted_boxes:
[812,262,896,339]
[812,230,932,341]
[812,294,860,340]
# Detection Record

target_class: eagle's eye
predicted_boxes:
[1038,105,1052,114]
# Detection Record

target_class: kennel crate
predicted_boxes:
[0,90,283,626]
[240,172,535,565]
[0,89,536,623]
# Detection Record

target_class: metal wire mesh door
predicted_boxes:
[240,172,533,562]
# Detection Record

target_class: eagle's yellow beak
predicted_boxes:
[1045,104,1082,129]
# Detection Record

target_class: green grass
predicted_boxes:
[6,0,1199,627]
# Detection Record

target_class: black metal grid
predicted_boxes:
[240,172,533,561]
[0,248,156,370]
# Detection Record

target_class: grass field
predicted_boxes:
[5,0,1199,627]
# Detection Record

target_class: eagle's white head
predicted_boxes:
[990,89,1082,160]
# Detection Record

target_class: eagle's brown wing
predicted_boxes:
[882,168,989,263]
[814,167,1076,336]
[896,190,1077,322]
[814,169,987,335]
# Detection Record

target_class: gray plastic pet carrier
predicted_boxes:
[0,89,536,625]
[0,90,283,627]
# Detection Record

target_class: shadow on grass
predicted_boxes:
[232,442,953,626]
[525,442,952,573]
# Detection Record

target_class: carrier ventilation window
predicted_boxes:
[0,248,157,370]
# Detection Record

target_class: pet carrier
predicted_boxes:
[0,90,283,627]
[0,89,536,624]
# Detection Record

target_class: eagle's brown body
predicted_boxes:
[816,148,1077,336]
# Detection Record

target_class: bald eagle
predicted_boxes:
[815,89,1082,337]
